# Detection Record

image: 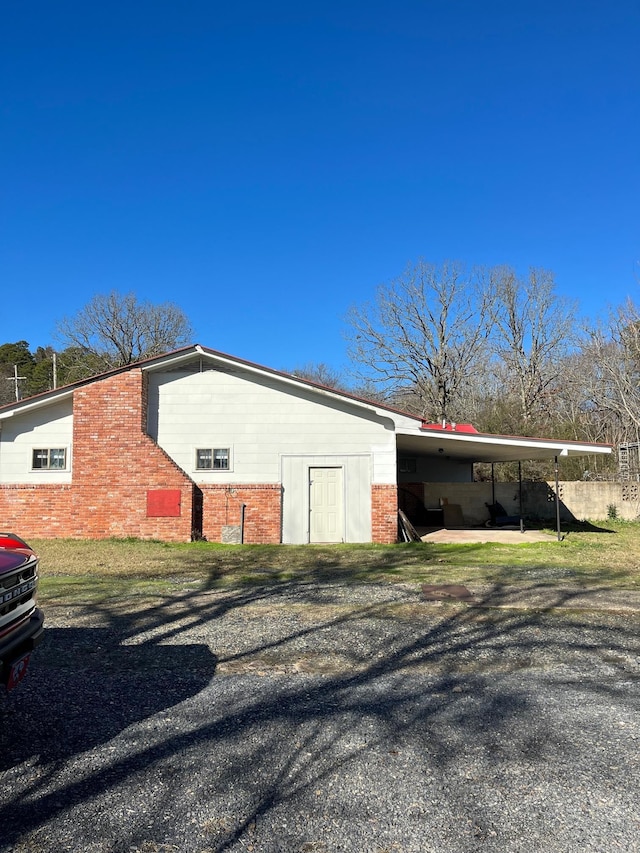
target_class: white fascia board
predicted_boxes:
[390,412,425,430]
[396,426,612,458]
[0,388,75,421]
[492,436,610,457]
[434,432,610,455]
[140,349,204,372]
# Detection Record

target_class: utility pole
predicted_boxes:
[7,364,27,401]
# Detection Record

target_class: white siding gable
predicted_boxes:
[0,399,73,484]
[147,365,398,485]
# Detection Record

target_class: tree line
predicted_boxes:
[2,271,639,480]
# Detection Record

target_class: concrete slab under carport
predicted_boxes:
[418,526,558,544]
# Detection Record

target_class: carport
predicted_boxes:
[395,424,613,540]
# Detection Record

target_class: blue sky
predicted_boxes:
[2,1,639,373]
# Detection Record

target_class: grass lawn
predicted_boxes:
[32,520,640,608]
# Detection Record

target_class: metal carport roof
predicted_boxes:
[395,426,612,464]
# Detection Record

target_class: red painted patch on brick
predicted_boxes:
[147,489,182,517]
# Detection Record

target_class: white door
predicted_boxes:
[309,467,344,543]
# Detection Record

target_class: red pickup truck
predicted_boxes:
[0,533,44,691]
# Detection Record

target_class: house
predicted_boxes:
[0,345,612,544]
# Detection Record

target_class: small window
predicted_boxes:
[32,448,67,470]
[196,448,212,469]
[196,448,230,471]
[399,456,417,474]
[213,448,229,469]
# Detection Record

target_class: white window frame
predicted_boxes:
[195,447,232,472]
[31,447,68,471]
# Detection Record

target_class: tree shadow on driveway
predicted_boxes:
[0,629,217,771]
[1,574,639,852]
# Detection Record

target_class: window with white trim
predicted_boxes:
[32,448,67,470]
[196,447,230,471]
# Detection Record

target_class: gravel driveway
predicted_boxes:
[2,581,639,852]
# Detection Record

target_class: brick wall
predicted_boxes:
[371,483,398,544]
[0,369,195,542]
[0,484,74,542]
[199,484,283,544]
[70,370,195,541]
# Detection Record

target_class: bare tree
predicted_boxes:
[288,361,347,390]
[55,291,193,373]
[583,299,640,445]
[345,260,491,421]
[54,346,113,385]
[485,266,576,431]
[284,362,391,405]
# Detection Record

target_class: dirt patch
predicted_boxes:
[422,584,475,602]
